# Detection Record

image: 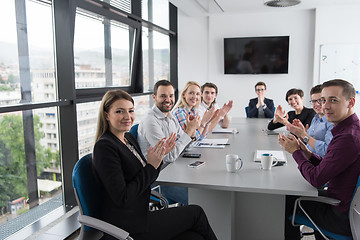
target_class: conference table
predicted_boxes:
[156,118,317,240]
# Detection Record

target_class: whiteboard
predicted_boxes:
[319,44,360,114]
[319,44,360,91]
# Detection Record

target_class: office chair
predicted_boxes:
[72,154,168,240]
[245,106,249,118]
[128,123,139,139]
[291,176,360,240]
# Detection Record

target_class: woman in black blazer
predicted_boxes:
[267,88,315,130]
[93,89,217,240]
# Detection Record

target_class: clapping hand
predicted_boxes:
[218,100,233,118]
[278,133,300,154]
[164,132,177,155]
[147,138,166,169]
[286,119,308,138]
[184,113,201,137]
[273,105,288,125]
[201,106,216,127]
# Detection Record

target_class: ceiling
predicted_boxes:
[170,0,360,16]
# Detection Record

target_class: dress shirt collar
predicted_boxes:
[331,113,359,136]
[200,101,211,110]
[152,105,174,120]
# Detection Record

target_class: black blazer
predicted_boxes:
[248,97,275,118]
[93,131,160,234]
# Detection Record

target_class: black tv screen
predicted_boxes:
[224,36,289,74]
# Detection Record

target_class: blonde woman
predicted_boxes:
[173,81,215,140]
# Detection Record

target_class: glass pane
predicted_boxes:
[142,27,170,92]
[77,101,100,159]
[0,107,62,238]
[74,10,134,89]
[133,95,152,124]
[142,0,169,30]
[0,0,56,107]
[111,21,132,87]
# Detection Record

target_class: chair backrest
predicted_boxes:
[129,124,139,139]
[72,153,102,230]
[245,106,249,118]
[349,176,360,239]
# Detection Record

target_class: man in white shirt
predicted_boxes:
[138,80,200,205]
[198,82,232,129]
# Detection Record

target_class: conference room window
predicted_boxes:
[142,0,169,30]
[74,8,135,89]
[0,0,64,236]
[0,0,177,238]
[142,27,170,92]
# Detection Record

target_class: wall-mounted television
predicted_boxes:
[224,36,289,74]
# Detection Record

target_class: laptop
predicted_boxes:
[253,150,287,163]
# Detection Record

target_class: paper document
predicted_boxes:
[254,150,287,163]
[212,128,238,134]
[194,138,229,149]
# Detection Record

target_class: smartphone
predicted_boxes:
[188,161,205,168]
[183,153,201,158]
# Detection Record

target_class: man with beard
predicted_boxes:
[138,80,200,167]
[138,80,200,205]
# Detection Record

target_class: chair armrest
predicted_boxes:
[291,196,341,240]
[78,215,132,240]
[151,189,169,208]
[296,196,341,206]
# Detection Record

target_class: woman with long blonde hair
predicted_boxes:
[173,81,215,140]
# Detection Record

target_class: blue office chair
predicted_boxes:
[73,154,168,239]
[128,123,139,139]
[291,176,360,240]
[245,106,249,118]
[72,153,133,240]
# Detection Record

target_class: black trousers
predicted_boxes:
[285,195,352,240]
[103,205,217,240]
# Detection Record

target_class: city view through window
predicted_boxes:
[0,0,171,238]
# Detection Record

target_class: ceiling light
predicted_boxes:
[264,0,301,7]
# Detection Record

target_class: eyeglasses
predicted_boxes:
[309,99,322,105]
[255,89,265,92]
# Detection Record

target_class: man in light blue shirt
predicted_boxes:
[287,85,333,157]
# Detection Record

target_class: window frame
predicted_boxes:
[0,1,178,238]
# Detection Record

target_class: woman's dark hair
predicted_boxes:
[285,88,304,102]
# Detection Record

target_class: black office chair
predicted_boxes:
[72,154,168,240]
[291,176,360,240]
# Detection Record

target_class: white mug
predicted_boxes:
[260,153,278,170]
[226,154,243,173]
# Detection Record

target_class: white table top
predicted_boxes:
[156,118,317,197]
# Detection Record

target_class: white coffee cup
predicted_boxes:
[260,153,278,170]
[226,154,243,173]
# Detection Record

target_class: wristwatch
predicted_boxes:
[302,135,309,144]
[262,104,267,109]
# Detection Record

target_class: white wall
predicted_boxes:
[178,9,316,117]
[313,5,360,114]
[178,5,360,117]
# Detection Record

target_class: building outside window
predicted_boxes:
[0,0,176,238]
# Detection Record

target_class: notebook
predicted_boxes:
[253,150,287,163]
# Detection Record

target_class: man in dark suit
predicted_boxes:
[247,81,275,118]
